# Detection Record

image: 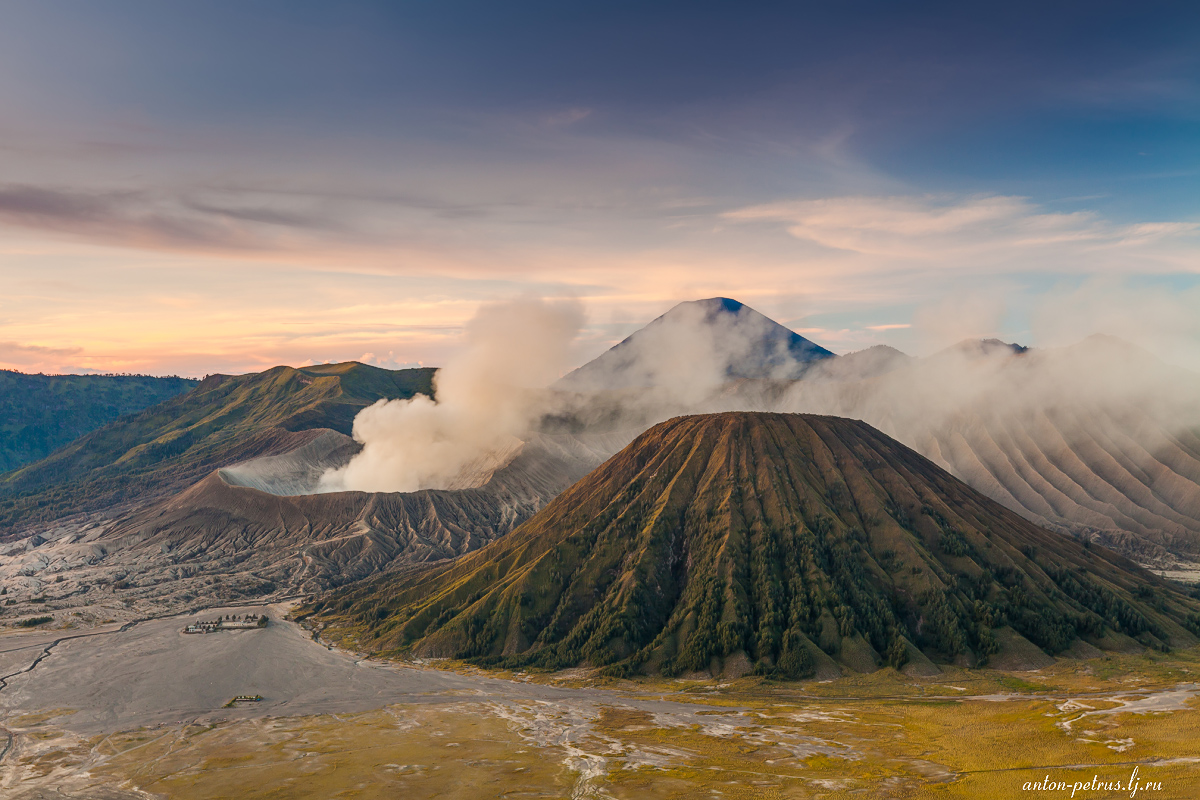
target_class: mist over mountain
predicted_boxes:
[543,306,1200,566]
[557,298,834,394]
[310,413,1200,678]
[776,335,1200,565]
[317,297,828,496]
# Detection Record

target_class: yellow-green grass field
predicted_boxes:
[6,646,1200,799]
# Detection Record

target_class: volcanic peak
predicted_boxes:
[556,298,834,392]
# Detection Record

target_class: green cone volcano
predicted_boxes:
[312,413,1200,677]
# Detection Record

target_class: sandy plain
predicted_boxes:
[2,603,1200,799]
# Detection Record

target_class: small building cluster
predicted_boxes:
[183,613,268,634]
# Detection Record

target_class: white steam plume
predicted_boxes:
[319,297,584,493]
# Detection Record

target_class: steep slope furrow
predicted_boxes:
[1078,411,1200,531]
[913,431,953,473]
[1091,412,1200,527]
[648,419,725,537]
[768,420,822,516]
[1010,411,1154,533]
[807,418,882,531]
[989,416,1105,524]
[984,415,1095,523]
[951,421,1082,522]
[1082,408,1163,487]
[814,426,918,569]
[390,422,705,656]
[770,335,1200,562]
[929,428,1028,513]
[1045,407,1184,530]
[962,416,1142,534]
[553,430,715,634]
[1174,428,1200,467]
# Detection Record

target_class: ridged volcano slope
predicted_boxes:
[312,413,1200,678]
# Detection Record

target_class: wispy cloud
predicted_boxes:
[0,184,339,254]
[541,107,593,127]
[724,194,1200,269]
[0,341,81,359]
[0,340,84,372]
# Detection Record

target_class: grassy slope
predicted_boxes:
[311,412,1200,677]
[0,362,435,532]
[0,371,198,473]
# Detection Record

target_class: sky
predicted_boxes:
[1,0,1197,376]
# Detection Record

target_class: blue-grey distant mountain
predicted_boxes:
[557,297,834,392]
